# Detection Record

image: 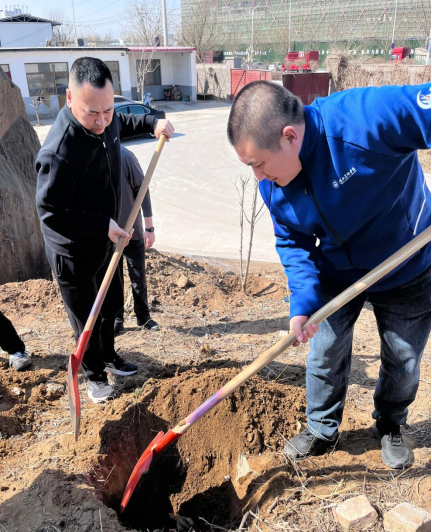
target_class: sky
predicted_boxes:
[18,0,181,40]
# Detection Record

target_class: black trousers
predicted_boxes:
[45,244,123,375]
[0,311,25,354]
[116,239,149,324]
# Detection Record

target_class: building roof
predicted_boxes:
[128,46,196,53]
[0,47,129,52]
[0,14,61,25]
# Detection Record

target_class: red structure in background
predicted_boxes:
[231,69,272,100]
[391,47,412,61]
[282,72,330,105]
[282,50,319,72]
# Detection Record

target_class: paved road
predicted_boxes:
[120,101,279,262]
[33,101,431,264]
[34,101,279,263]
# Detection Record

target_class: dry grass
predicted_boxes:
[325,45,431,92]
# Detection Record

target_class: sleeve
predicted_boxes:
[127,151,153,217]
[117,111,155,140]
[142,191,153,218]
[376,83,431,154]
[36,151,110,241]
[259,180,322,318]
[273,218,323,318]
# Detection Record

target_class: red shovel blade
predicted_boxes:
[67,331,92,441]
[120,431,165,513]
[67,354,81,441]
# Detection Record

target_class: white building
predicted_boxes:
[0,13,59,48]
[128,46,197,101]
[0,46,197,119]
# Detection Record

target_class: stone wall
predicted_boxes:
[0,68,49,284]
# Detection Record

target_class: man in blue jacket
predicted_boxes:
[228,81,431,469]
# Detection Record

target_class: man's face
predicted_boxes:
[235,125,304,187]
[66,80,114,135]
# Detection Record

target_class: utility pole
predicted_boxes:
[391,0,398,49]
[288,0,292,52]
[71,0,78,44]
[161,0,168,46]
[251,4,260,66]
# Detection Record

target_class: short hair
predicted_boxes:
[70,57,113,89]
[227,81,304,152]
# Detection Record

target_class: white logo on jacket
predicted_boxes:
[417,87,431,110]
[332,167,356,189]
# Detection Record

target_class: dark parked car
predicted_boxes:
[114,102,165,119]
[114,95,134,103]
[114,102,166,140]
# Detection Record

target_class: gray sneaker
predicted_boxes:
[373,421,411,469]
[87,373,114,404]
[284,428,337,460]
[9,350,32,371]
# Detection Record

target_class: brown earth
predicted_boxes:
[0,250,430,532]
[418,149,431,174]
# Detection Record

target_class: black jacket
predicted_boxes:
[36,105,155,257]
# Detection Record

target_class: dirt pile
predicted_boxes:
[143,250,286,313]
[0,254,429,532]
[0,250,286,319]
[88,368,306,531]
[0,68,49,284]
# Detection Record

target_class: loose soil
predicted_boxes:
[0,250,430,532]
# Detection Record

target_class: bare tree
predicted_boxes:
[27,90,53,126]
[177,0,224,56]
[121,0,164,45]
[134,49,160,102]
[79,28,115,45]
[45,9,75,45]
[234,174,265,293]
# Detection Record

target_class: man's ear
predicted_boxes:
[66,88,72,109]
[282,125,298,144]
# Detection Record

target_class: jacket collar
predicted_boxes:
[299,105,321,165]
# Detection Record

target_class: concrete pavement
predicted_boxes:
[122,101,279,262]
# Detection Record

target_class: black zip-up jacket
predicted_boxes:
[36,104,155,258]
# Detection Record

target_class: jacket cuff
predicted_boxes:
[289,289,323,319]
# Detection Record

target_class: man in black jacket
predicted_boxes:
[36,57,174,403]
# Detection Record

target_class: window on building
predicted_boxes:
[0,64,11,80]
[137,59,161,86]
[25,62,68,97]
[105,61,121,95]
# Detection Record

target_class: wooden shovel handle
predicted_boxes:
[172,227,431,435]
[83,135,166,333]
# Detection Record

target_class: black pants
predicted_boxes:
[0,311,25,354]
[45,244,123,375]
[116,239,149,324]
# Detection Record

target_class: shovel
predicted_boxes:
[68,135,167,441]
[120,226,431,512]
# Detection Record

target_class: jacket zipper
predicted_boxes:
[304,177,355,268]
[102,140,117,220]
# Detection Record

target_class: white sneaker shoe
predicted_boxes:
[87,373,115,403]
[9,351,32,371]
